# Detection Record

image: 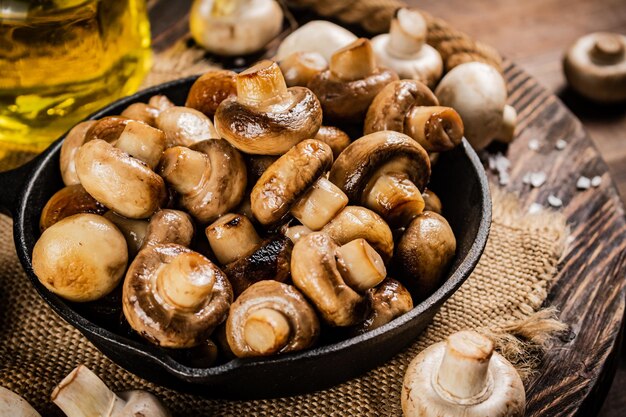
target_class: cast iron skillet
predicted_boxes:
[0,76,491,399]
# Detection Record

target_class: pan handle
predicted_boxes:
[0,156,41,218]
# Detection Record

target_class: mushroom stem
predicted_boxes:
[591,33,625,64]
[364,173,425,227]
[436,331,494,401]
[52,365,125,417]
[285,225,312,244]
[290,177,349,231]
[387,9,427,58]
[330,38,377,81]
[279,52,328,87]
[160,146,210,195]
[205,213,262,265]
[0,387,41,417]
[114,121,166,170]
[157,252,215,310]
[237,60,290,107]
[243,308,291,355]
[404,106,464,152]
[336,238,386,292]
[497,104,517,143]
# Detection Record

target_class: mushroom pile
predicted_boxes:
[32,37,464,364]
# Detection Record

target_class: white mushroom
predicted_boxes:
[402,330,525,417]
[0,387,40,417]
[563,32,626,102]
[370,8,443,88]
[52,365,170,417]
[190,0,284,56]
[435,62,517,149]
[275,20,358,62]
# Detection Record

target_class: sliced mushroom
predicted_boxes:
[185,69,237,118]
[120,102,161,126]
[355,278,413,334]
[190,0,284,56]
[226,280,319,357]
[40,184,106,232]
[279,51,328,87]
[155,106,220,148]
[251,139,348,230]
[308,38,399,123]
[159,139,247,223]
[0,386,41,417]
[60,121,96,185]
[214,60,322,155]
[32,213,128,302]
[364,80,463,153]
[142,209,195,250]
[329,130,430,227]
[371,8,443,88]
[123,243,232,348]
[76,139,167,219]
[275,20,358,62]
[205,213,262,265]
[103,211,149,258]
[395,211,456,300]
[314,125,351,159]
[291,232,385,326]
[422,189,442,214]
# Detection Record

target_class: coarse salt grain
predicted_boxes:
[528,203,543,214]
[548,194,563,208]
[528,139,540,151]
[577,176,591,190]
[555,139,567,150]
[591,176,602,187]
[530,172,546,188]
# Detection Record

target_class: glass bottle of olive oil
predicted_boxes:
[0,0,151,167]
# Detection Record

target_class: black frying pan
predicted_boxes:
[0,76,491,398]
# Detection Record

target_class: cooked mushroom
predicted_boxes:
[142,209,195,250]
[285,224,311,244]
[371,8,443,88]
[113,120,166,169]
[155,106,220,148]
[190,0,284,56]
[245,154,278,184]
[308,38,399,123]
[251,139,348,230]
[329,131,430,227]
[402,330,525,417]
[39,184,106,232]
[275,20,358,62]
[32,213,128,302]
[75,139,167,219]
[205,213,262,265]
[52,365,171,417]
[223,234,293,297]
[435,62,517,149]
[364,80,463,153]
[120,102,161,126]
[148,95,175,112]
[60,121,96,185]
[564,32,626,103]
[214,60,322,155]
[226,280,319,357]
[123,243,232,348]
[185,70,237,118]
[84,116,131,143]
[159,139,247,223]
[279,51,328,87]
[291,232,385,326]
[422,189,442,214]
[314,125,351,159]
[103,211,149,258]
[321,206,394,263]
[354,278,413,333]
[395,211,456,299]
[0,386,41,417]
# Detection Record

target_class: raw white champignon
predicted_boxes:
[275,20,358,62]
[0,387,41,417]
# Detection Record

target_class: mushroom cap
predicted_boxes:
[84,116,131,143]
[275,20,358,62]
[226,280,320,357]
[279,51,328,87]
[357,278,413,333]
[435,62,508,150]
[123,243,233,348]
[155,106,220,148]
[185,70,238,118]
[40,184,106,232]
[251,139,334,225]
[103,211,149,258]
[395,211,456,299]
[563,32,626,102]
[329,131,431,203]
[75,139,167,219]
[314,125,351,159]
[142,209,195,250]
[364,79,438,135]
[121,102,161,127]
[245,154,278,184]
[291,232,367,326]
[32,213,128,302]
[60,121,96,186]
[422,189,442,214]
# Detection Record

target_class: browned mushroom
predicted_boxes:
[123,243,232,348]
[205,213,262,265]
[251,139,348,230]
[395,211,456,299]
[245,154,278,184]
[364,80,463,153]
[284,224,311,244]
[279,51,328,87]
[314,125,351,159]
[159,139,247,223]
[185,70,237,118]
[103,211,149,258]
[155,106,220,148]
[148,95,175,112]
[113,120,167,170]
[308,38,399,123]
[84,116,131,143]
[214,60,322,155]
[226,280,319,357]
[291,232,386,326]
[142,209,195,250]
[75,139,167,219]
[60,121,96,185]
[32,213,128,302]
[120,102,161,126]
[329,130,430,227]
[356,278,413,333]
[422,189,442,214]
[40,184,106,232]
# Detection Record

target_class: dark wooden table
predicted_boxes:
[147,1,626,415]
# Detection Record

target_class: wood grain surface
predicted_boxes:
[146,1,626,415]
